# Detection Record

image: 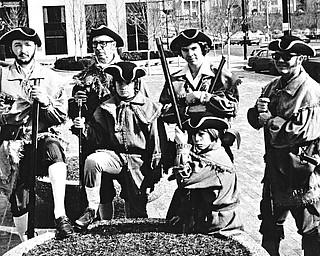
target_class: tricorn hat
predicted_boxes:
[269,35,315,56]
[89,25,124,47]
[182,112,230,132]
[0,27,41,46]
[170,29,212,52]
[104,62,146,82]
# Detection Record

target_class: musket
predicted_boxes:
[27,78,42,239]
[259,89,274,218]
[156,37,182,129]
[208,55,226,93]
[77,99,85,212]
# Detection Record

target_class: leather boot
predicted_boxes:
[98,202,114,220]
[261,236,280,256]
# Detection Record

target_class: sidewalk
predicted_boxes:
[0,55,303,256]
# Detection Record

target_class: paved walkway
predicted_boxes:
[1,55,303,255]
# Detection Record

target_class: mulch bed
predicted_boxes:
[25,219,252,256]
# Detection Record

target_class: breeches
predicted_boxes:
[84,150,147,218]
[10,136,66,217]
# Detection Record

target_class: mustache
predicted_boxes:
[18,53,29,58]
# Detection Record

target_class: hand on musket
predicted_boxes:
[31,85,50,106]
[73,116,85,130]
[74,90,87,103]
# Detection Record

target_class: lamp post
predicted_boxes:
[282,0,291,35]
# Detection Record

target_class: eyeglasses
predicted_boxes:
[92,40,115,48]
[271,52,299,61]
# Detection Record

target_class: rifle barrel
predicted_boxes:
[156,37,182,129]
[27,79,41,239]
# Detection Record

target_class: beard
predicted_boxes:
[14,51,35,66]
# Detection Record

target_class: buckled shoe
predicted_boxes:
[55,216,74,240]
[75,207,96,230]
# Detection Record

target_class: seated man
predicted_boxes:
[166,113,243,234]
[72,62,162,230]
[0,27,72,241]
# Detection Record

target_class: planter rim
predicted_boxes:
[37,176,79,186]
[4,218,269,256]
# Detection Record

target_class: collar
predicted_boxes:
[276,67,307,96]
[8,60,44,80]
[172,59,215,78]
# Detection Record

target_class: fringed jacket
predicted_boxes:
[0,61,67,197]
[247,67,320,207]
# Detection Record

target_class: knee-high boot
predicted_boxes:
[261,236,281,256]
[99,202,114,220]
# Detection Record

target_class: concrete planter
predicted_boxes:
[4,219,269,256]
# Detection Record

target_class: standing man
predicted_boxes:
[248,35,320,256]
[0,27,72,241]
[72,62,162,230]
[159,29,241,162]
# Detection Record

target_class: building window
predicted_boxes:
[43,6,67,55]
[126,2,148,51]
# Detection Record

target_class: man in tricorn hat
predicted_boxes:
[68,25,148,219]
[248,35,320,255]
[166,112,243,233]
[0,27,73,240]
[159,28,241,171]
[72,62,162,230]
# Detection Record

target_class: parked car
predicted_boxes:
[247,48,278,75]
[230,31,244,45]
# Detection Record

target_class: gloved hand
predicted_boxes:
[174,126,188,144]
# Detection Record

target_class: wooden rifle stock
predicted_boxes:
[156,37,182,129]
[27,78,41,239]
[208,56,226,93]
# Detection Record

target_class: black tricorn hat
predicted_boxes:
[269,35,315,56]
[0,27,41,46]
[104,62,146,82]
[170,29,212,52]
[88,25,124,47]
[182,112,230,131]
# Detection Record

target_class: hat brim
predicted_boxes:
[183,115,230,131]
[104,62,146,82]
[269,36,315,56]
[89,26,124,47]
[0,27,41,47]
[170,29,212,52]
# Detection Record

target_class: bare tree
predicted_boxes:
[2,4,28,29]
[205,0,242,67]
[66,0,86,60]
[126,0,163,73]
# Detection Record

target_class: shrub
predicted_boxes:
[54,56,94,71]
[54,50,178,70]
